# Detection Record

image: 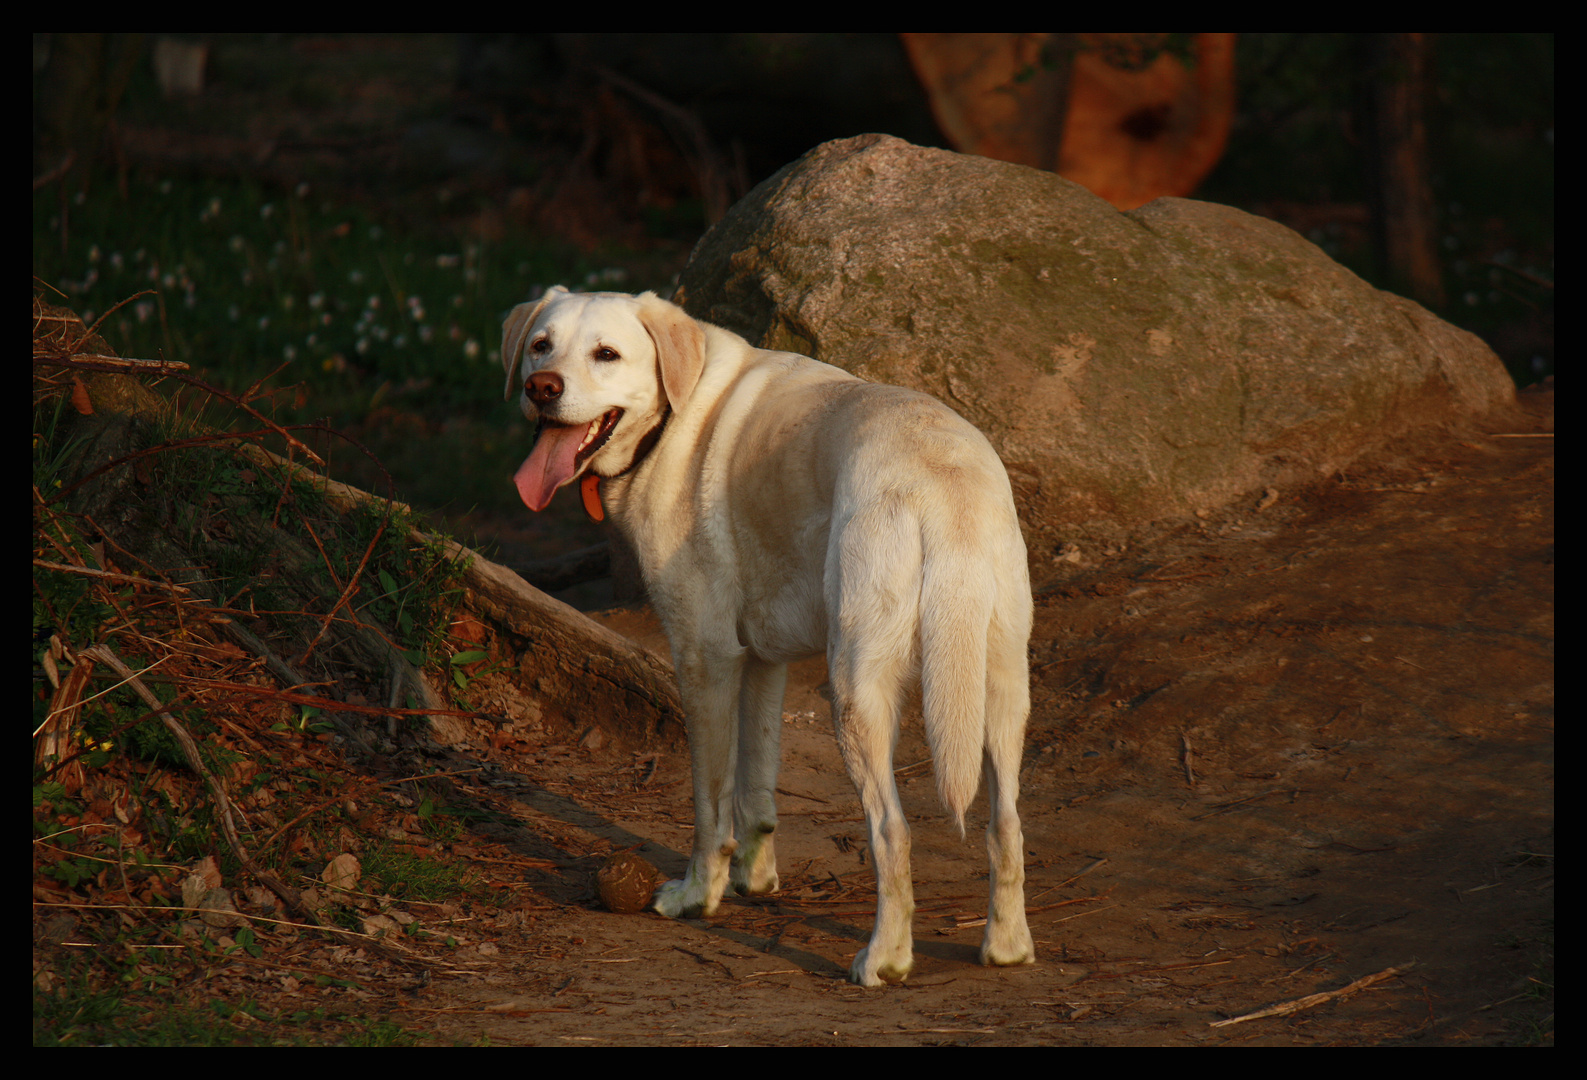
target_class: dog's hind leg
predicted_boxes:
[979,596,1035,967]
[730,657,785,896]
[824,496,923,986]
[829,662,915,986]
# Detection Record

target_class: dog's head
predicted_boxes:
[501,287,705,512]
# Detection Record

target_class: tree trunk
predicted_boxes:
[1357,33,1446,310]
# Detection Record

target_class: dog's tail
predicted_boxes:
[918,519,998,839]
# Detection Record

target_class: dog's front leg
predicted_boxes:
[652,648,743,919]
[729,657,786,896]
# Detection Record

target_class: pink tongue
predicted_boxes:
[514,423,589,511]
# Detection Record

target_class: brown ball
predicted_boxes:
[597,850,658,914]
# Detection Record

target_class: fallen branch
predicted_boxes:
[1028,857,1108,904]
[36,352,190,373]
[34,347,326,471]
[1210,964,1412,1027]
[32,558,194,594]
[238,447,685,742]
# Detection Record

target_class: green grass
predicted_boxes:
[33,169,674,539]
[360,837,473,903]
[34,171,609,412]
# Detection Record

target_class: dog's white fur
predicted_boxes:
[503,287,1035,986]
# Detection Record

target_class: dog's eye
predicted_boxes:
[529,337,550,354]
[594,346,620,362]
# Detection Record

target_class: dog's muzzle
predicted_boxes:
[513,407,623,512]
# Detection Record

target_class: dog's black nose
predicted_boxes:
[527,370,564,405]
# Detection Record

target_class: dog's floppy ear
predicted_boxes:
[637,292,706,410]
[501,286,568,401]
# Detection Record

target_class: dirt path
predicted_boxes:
[401,392,1551,1045]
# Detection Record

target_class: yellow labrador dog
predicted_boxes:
[502,286,1034,986]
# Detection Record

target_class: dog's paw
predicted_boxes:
[651,877,716,919]
[848,945,913,988]
[729,824,779,897]
[728,861,779,897]
[979,922,1036,968]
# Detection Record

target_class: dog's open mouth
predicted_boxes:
[513,407,623,512]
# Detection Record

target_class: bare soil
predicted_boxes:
[397,388,1552,1045]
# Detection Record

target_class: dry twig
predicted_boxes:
[1210,964,1411,1027]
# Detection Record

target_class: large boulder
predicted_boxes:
[674,134,1515,559]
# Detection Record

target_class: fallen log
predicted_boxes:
[36,299,682,751]
[235,443,684,747]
